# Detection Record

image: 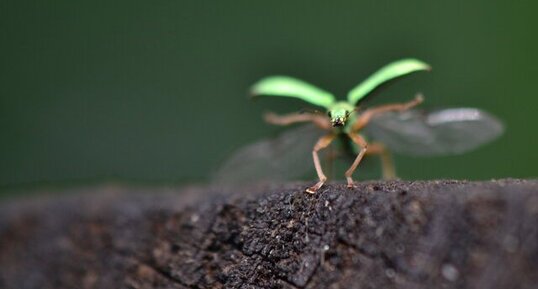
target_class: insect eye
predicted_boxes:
[345,111,350,117]
[327,112,332,117]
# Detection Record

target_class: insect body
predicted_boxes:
[215,59,503,193]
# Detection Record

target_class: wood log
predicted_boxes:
[1,179,537,289]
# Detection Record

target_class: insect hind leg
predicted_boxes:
[366,142,396,180]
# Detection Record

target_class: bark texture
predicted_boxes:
[1,179,537,289]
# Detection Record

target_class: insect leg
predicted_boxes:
[352,94,423,131]
[264,112,331,130]
[344,133,368,188]
[366,142,396,180]
[306,133,336,194]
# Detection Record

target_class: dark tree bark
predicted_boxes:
[1,179,537,289]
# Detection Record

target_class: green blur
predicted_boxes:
[1,1,537,194]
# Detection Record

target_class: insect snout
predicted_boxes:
[331,117,346,127]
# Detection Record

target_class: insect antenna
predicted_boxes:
[352,105,364,114]
[299,108,324,115]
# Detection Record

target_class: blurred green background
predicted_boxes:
[1,1,537,194]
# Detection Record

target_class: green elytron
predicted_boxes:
[216,59,503,193]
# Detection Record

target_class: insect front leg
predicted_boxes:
[306,134,336,194]
[366,142,396,180]
[344,133,368,188]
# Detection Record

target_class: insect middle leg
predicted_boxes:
[264,112,331,130]
[352,94,423,131]
[306,133,336,194]
[344,133,368,188]
[366,142,396,180]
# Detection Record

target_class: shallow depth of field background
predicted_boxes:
[1,1,537,195]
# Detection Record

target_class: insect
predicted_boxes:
[214,59,504,193]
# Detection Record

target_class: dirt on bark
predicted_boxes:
[0,179,537,289]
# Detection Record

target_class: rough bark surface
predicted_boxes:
[0,179,537,289]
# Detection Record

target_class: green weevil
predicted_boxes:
[215,59,503,193]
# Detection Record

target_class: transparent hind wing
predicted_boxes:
[364,108,504,156]
[212,124,324,185]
